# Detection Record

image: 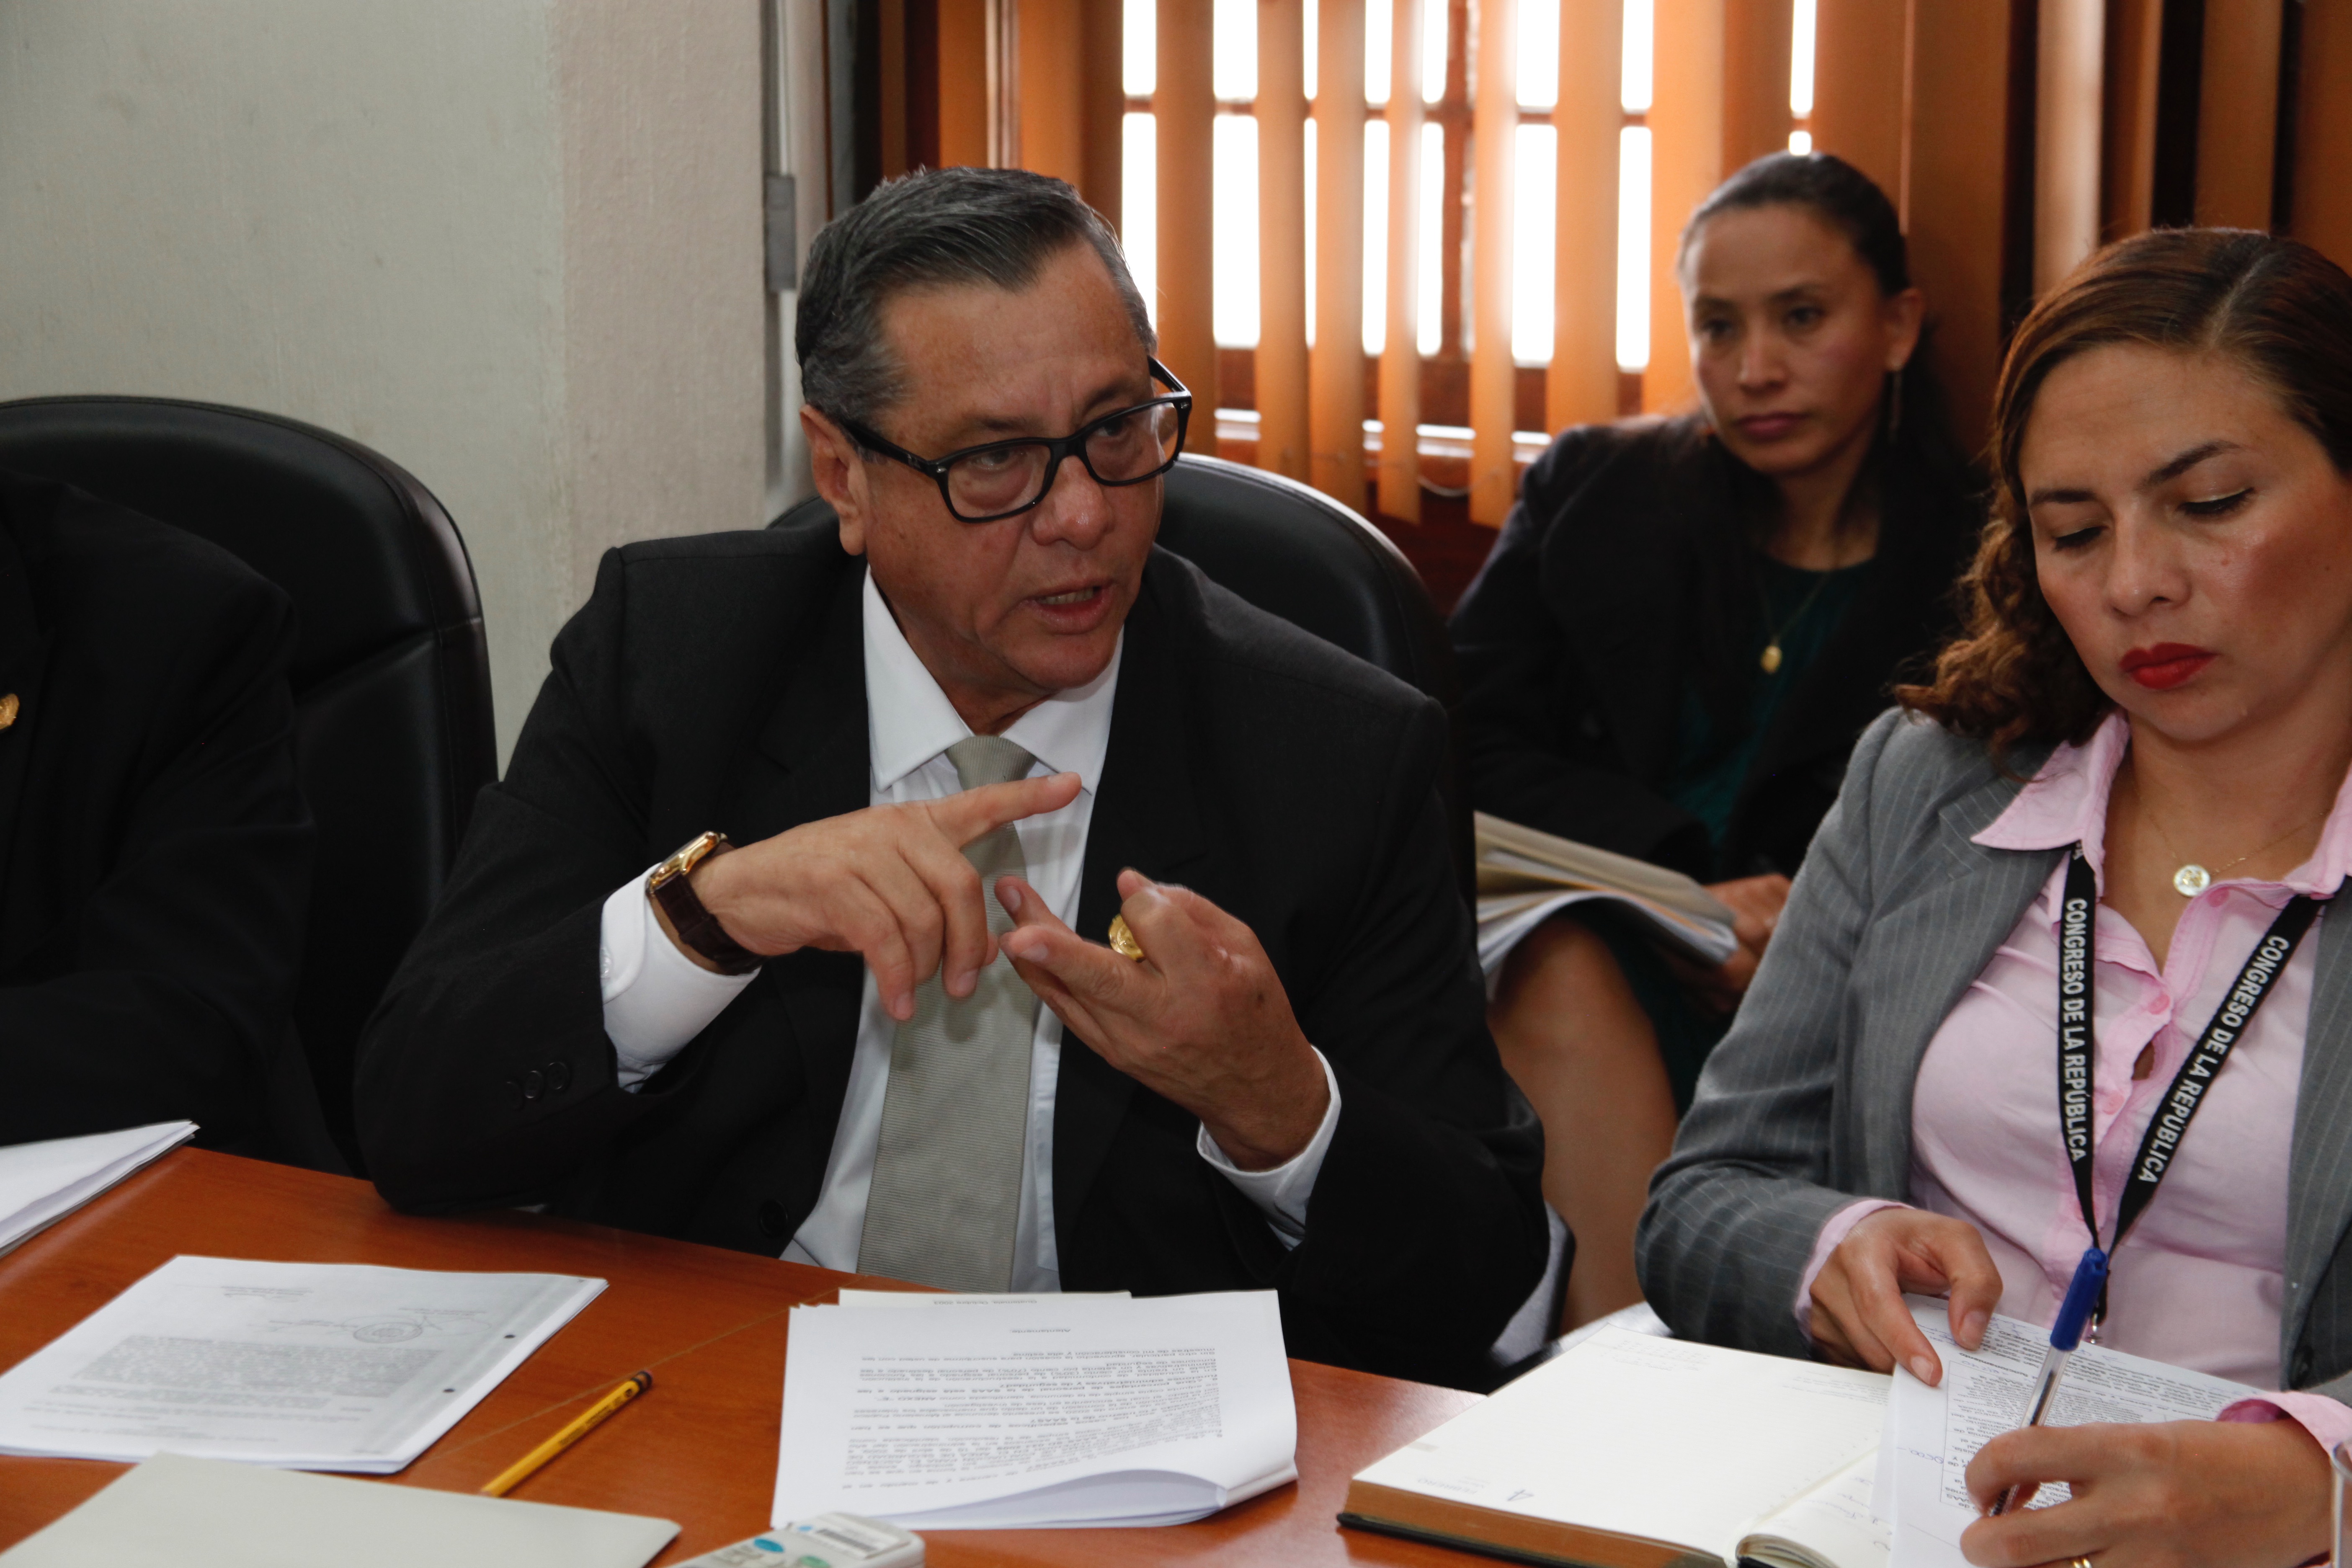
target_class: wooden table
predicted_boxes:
[0,1150,1480,1564]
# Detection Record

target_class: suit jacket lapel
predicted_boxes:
[1053,563,1210,1240]
[2285,905,2352,1367]
[1545,450,1690,781]
[1849,764,2057,1196]
[731,564,872,1124]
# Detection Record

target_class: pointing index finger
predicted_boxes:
[925,771,1082,848]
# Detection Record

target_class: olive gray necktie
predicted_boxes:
[857,735,1041,1291]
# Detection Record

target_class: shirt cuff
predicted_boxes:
[600,866,759,1089]
[1194,1050,1341,1249]
[2218,1390,2352,1459]
[1794,1198,1912,1334]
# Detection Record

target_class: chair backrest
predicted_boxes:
[0,396,497,1171]
[772,452,1469,879]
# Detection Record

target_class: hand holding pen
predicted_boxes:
[1987,1247,2108,1517]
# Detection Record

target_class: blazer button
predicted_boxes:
[545,1060,573,1093]
[758,1200,789,1239]
[2293,1346,2316,1385]
[503,1078,526,1109]
[521,1069,546,1101]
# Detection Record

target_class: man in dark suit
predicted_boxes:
[356,167,1545,1388]
[0,468,317,1156]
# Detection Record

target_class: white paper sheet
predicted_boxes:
[1885,1296,2254,1567]
[0,1452,677,1568]
[0,1121,196,1256]
[1351,1326,1888,1565]
[1739,1448,1891,1568]
[1476,888,1738,975]
[0,1256,605,1472]
[774,1290,1296,1529]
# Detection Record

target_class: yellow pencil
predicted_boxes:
[480,1370,653,1497]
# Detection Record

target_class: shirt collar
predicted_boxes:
[1973,707,2352,897]
[861,570,1120,796]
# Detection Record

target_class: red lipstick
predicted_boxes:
[2120,643,2217,691]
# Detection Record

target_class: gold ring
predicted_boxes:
[2069,1558,2094,1568]
[1107,914,1146,962]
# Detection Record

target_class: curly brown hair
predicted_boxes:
[1896,228,2352,759]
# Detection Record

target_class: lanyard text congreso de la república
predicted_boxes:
[2056,848,2325,1333]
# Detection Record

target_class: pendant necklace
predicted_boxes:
[1756,564,1842,676]
[2139,799,2322,898]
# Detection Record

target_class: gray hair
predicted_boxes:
[794,166,1156,434]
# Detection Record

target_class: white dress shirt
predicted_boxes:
[595,571,1340,1286]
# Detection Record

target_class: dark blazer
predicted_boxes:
[0,469,315,1155]
[356,518,1549,1389]
[1450,418,1976,882]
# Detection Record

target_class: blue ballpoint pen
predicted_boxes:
[1988,1247,2110,1516]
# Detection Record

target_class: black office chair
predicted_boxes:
[0,396,498,1173]
[771,452,1470,878]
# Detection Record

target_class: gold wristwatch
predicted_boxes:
[646,831,761,975]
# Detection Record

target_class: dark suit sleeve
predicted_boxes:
[356,549,680,1210]
[0,580,309,1150]
[1275,696,1550,1387]
[1450,427,1712,877]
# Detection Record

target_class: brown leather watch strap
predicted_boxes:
[647,833,762,975]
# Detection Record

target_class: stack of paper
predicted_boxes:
[774,1289,1297,1529]
[0,1121,196,1256]
[1473,812,1740,972]
[1875,1296,2257,1568]
[0,1255,605,1472]
[0,1452,678,1568]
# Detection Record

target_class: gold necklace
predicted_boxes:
[1757,562,1844,675]
[2138,800,2323,898]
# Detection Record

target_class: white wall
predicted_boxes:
[0,0,776,760]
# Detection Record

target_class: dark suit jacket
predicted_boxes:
[1449,418,1976,881]
[356,518,1549,1388]
[0,469,315,1155]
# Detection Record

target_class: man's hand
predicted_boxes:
[1959,1417,2330,1568]
[1809,1207,2004,1383]
[998,869,1329,1170]
[1660,873,1790,1015]
[682,772,1082,1020]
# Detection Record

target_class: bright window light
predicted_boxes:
[1366,0,1393,103]
[1215,0,1256,98]
[1616,124,1650,369]
[1789,129,1812,155]
[1513,125,1557,363]
[1124,113,1158,325]
[1423,0,1447,102]
[1790,0,1817,116]
[1213,115,1260,345]
[1364,121,1390,354]
[1518,0,1559,108]
[1305,0,1318,101]
[1418,122,1445,354]
[1620,0,1653,113]
[1125,0,1156,95]
[1305,117,1318,346]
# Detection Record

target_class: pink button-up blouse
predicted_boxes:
[1797,710,2352,1446]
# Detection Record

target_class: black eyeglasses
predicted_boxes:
[838,359,1194,523]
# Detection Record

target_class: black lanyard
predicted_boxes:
[2057,850,2325,1321]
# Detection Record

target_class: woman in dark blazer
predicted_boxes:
[1643,227,2352,1568]
[1452,153,1978,1326]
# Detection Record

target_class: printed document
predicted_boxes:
[0,1121,195,1256]
[1882,1296,2256,1568]
[0,1255,604,1472]
[774,1289,1295,1529]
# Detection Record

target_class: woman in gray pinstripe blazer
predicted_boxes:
[1640,230,2352,1567]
